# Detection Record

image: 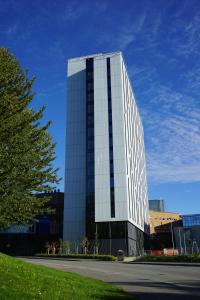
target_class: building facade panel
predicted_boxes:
[94,57,111,222]
[64,59,86,241]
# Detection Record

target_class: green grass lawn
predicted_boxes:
[0,253,136,300]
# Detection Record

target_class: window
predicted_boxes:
[87,179,94,192]
[87,104,93,113]
[110,188,115,218]
[110,177,114,187]
[87,82,93,91]
[87,116,93,124]
[109,139,113,148]
[87,94,93,103]
[87,128,94,138]
[87,167,94,176]
[87,139,94,150]
[111,222,126,238]
[87,155,94,163]
[110,163,114,173]
[87,71,93,79]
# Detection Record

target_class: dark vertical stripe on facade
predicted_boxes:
[107,58,115,218]
[86,58,95,237]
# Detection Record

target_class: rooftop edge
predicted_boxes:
[68,51,122,62]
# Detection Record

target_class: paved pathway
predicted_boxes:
[20,257,200,300]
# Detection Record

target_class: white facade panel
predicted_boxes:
[94,58,111,222]
[120,58,149,231]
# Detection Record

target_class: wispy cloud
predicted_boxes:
[62,0,107,21]
[183,65,200,95]
[169,13,200,57]
[62,0,88,21]
[5,24,18,36]
[98,13,147,50]
[142,84,200,184]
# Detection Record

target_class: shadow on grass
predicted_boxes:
[17,256,81,262]
[91,288,138,300]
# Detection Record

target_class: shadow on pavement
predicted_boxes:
[110,280,200,300]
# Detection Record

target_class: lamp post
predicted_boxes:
[109,222,112,255]
[178,228,183,254]
[171,221,175,255]
[183,232,187,255]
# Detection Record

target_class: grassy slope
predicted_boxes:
[0,253,136,300]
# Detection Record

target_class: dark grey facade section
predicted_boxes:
[85,58,95,239]
[87,221,145,256]
[107,57,115,218]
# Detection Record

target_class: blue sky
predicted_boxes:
[0,0,200,214]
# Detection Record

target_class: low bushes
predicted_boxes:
[136,254,200,263]
[36,253,117,261]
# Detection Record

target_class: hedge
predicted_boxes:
[36,253,117,261]
[136,254,200,263]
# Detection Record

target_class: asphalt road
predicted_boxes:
[20,257,200,300]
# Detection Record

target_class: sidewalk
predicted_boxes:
[125,260,200,267]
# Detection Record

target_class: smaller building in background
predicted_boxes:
[149,210,182,250]
[0,190,64,255]
[174,214,200,254]
[149,199,165,212]
[182,214,200,227]
[149,211,181,234]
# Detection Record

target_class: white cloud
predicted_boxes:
[62,0,107,21]
[142,84,200,184]
[98,13,147,50]
[62,1,88,21]
[170,14,200,57]
[5,24,18,36]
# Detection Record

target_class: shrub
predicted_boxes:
[36,253,116,261]
[136,254,200,263]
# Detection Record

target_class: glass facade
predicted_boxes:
[0,224,35,234]
[96,221,126,239]
[107,58,115,218]
[183,214,200,227]
[86,58,95,238]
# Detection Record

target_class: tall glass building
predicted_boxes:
[149,199,165,212]
[64,52,149,256]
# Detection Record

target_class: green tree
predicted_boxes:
[63,241,70,254]
[0,48,59,228]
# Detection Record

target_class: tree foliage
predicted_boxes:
[0,48,59,227]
